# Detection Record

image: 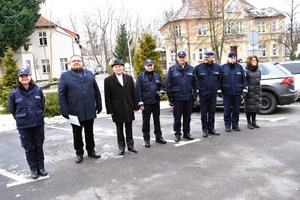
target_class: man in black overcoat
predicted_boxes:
[104,59,139,155]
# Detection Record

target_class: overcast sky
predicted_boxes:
[40,0,290,31]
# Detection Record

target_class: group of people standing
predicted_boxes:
[166,51,262,142]
[8,51,261,180]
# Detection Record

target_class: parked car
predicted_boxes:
[275,61,300,99]
[193,62,298,114]
[84,65,99,76]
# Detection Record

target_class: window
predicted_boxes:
[199,48,204,60]
[272,44,277,56]
[226,2,241,12]
[225,22,233,34]
[60,58,68,72]
[175,26,181,37]
[198,24,207,35]
[171,50,176,61]
[236,22,244,33]
[41,59,50,73]
[259,45,267,56]
[272,20,278,32]
[25,60,31,69]
[38,32,47,46]
[258,21,267,33]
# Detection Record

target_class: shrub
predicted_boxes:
[44,92,60,117]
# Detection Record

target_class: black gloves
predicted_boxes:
[217,92,223,98]
[62,114,69,119]
[97,109,101,114]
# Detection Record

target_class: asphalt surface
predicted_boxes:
[1,101,300,200]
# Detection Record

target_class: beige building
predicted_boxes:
[159,0,286,66]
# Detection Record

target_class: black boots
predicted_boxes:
[252,114,260,128]
[246,113,254,129]
[247,113,260,129]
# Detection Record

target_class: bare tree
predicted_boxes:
[277,0,300,60]
[160,7,180,56]
[81,13,101,65]
[190,0,243,64]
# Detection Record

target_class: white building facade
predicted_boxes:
[14,16,81,81]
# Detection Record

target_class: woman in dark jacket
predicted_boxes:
[8,68,48,179]
[244,55,262,129]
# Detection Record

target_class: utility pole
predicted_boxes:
[127,32,134,77]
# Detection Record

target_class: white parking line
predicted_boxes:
[0,167,49,187]
[174,139,201,146]
[46,126,201,146]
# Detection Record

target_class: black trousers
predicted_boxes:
[71,119,95,156]
[142,103,162,142]
[200,94,217,132]
[18,125,45,171]
[173,100,193,135]
[115,122,134,150]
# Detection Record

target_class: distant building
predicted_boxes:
[159,0,286,66]
[14,16,81,81]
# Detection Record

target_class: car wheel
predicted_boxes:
[259,92,277,114]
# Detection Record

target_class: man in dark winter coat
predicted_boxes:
[58,55,102,164]
[220,52,248,132]
[136,59,167,148]
[166,51,198,142]
[104,59,139,155]
[194,51,221,138]
[244,55,262,129]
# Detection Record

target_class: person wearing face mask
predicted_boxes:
[104,59,139,155]
[244,55,262,129]
[220,52,248,132]
[194,51,221,138]
[166,51,198,142]
[58,55,102,164]
[136,59,167,148]
[8,68,48,179]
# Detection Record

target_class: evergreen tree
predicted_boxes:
[0,0,41,56]
[0,48,19,112]
[114,24,131,63]
[133,33,161,78]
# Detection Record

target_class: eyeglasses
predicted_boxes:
[71,60,82,63]
[252,59,257,61]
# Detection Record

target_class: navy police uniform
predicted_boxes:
[136,64,165,143]
[166,51,197,141]
[8,76,45,173]
[194,51,221,136]
[220,53,247,131]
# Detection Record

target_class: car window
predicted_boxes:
[279,63,300,74]
[258,64,269,75]
[240,62,270,75]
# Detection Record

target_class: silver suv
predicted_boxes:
[276,61,300,99]
[193,62,298,114]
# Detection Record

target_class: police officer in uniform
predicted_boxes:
[136,59,167,148]
[220,52,248,132]
[8,68,48,179]
[166,51,197,142]
[194,51,221,138]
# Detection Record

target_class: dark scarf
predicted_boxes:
[247,64,258,71]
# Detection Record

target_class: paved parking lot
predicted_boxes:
[1,102,300,200]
